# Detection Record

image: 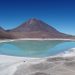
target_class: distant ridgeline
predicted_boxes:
[0,18,75,39]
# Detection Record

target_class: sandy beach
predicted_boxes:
[0,47,75,75]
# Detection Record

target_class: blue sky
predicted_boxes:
[0,0,75,35]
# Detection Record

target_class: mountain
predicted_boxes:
[7,18,74,39]
[0,18,74,39]
[0,27,12,39]
[11,18,59,32]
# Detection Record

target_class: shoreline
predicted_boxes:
[0,54,43,75]
[0,53,75,75]
[0,39,75,75]
[0,38,75,43]
[0,47,75,75]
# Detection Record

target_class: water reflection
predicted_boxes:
[9,40,63,51]
[0,40,75,57]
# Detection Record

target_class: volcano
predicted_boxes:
[7,18,74,39]
[0,18,75,39]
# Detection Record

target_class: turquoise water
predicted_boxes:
[0,40,75,57]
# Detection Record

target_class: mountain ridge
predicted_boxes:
[0,18,75,39]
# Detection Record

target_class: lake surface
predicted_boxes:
[0,40,75,57]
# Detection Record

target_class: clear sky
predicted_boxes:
[0,0,75,35]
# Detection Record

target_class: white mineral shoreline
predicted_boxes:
[0,38,75,43]
[0,53,75,75]
[0,54,45,75]
[0,39,75,75]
